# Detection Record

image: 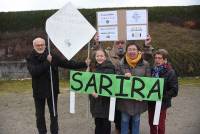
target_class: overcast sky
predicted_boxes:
[1,0,200,12]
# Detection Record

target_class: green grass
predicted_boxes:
[178,77,200,85]
[60,79,69,90]
[0,77,199,95]
[0,79,69,95]
[0,79,32,93]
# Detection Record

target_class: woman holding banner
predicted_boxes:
[117,41,151,134]
[148,49,178,134]
[89,49,115,134]
[92,33,152,134]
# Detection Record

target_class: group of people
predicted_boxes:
[26,35,178,134]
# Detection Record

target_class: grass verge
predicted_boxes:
[0,77,199,95]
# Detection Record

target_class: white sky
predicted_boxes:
[1,0,200,12]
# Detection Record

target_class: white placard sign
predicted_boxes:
[126,9,148,25]
[97,11,118,26]
[97,9,148,41]
[98,26,118,41]
[126,9,148,40]
[46,2,96,60]
[127,25,147,40]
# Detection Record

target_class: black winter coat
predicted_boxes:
[148,64,178,109]
[89,60,115,118]
[27,49,87,98]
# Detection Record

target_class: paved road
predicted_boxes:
[0,85,200,134]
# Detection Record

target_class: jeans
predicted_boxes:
[121,112,140,134]
[34,95,58,134]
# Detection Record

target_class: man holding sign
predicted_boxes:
[27,37,89,134]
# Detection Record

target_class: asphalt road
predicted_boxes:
[0,84,200,134]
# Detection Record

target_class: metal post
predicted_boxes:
[47,37,56,117]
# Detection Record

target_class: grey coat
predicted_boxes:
[117,58,151,116]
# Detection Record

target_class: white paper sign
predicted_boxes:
[97,11,118,26]
[98,26,118,41]
[126,9,148,25]
[46,2,96,60]
[126,25,147,40]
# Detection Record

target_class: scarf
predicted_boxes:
[125,52,142,68]
[152,64,169,77]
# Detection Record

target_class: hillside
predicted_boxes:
[0,6,200,76]
[149,22,200,76]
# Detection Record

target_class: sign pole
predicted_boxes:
[47,36,56,117]
[70,91,75,113]
[153,101,162,125]
[87,42,90,134]
[108,97,116,121]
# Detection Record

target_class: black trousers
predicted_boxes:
[114,109,121,130]
[95,118,111,134]
[34,95,58,134]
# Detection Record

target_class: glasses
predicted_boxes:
[127,48,138,51]
[154,56,163,59]
[35,43,45,47]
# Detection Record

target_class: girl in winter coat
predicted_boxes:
[117,41,151,134]
[89,49,115,134]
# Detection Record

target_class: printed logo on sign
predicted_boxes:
[132,13,141,22]
[106,35,110,38]
[132,32,142,38]
[131,27,142,31]
[106,20,110,24]
[64,39,71,47]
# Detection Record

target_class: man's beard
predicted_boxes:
[117,48,125,57]
[36,49,45,54]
